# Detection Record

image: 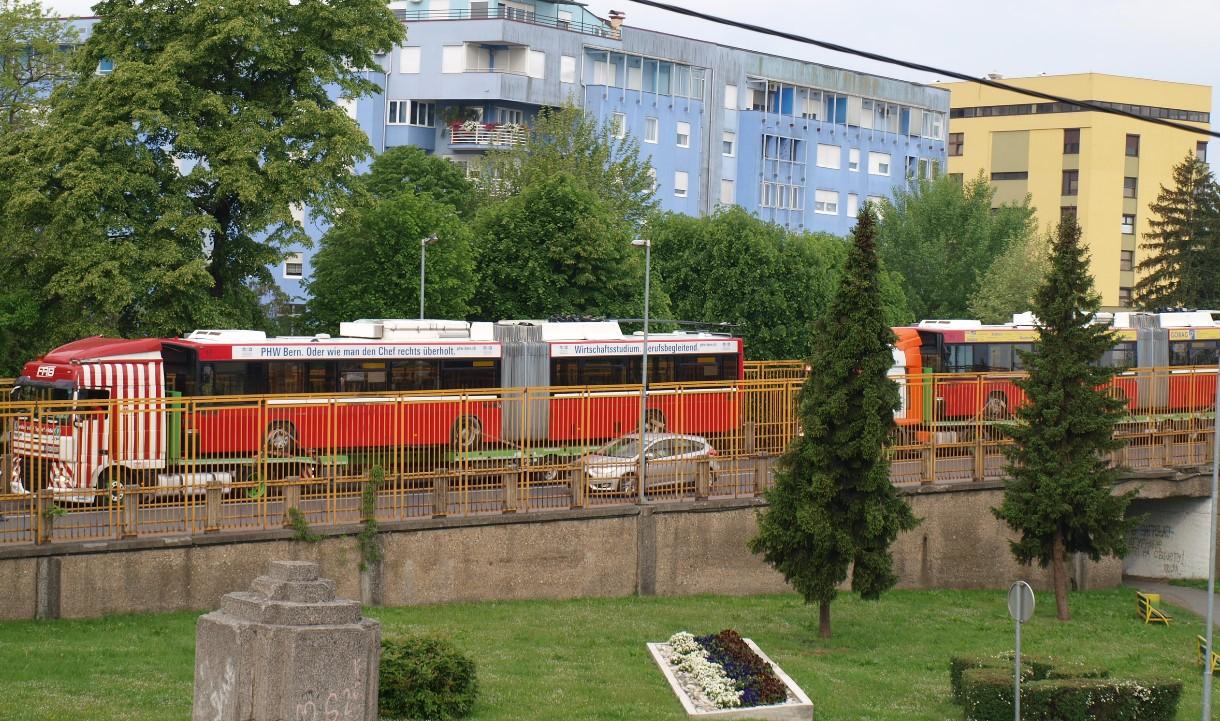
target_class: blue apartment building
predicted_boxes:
[68,3,949,307]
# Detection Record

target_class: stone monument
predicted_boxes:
[193,560,381,721]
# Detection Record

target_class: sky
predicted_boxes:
[41,0,1220,160]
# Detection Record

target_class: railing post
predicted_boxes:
[432,472,449,518]
[35,489,52,545]
[695,459,710,501]
[743,421,756,454]
[205,480,222,533]
[502,471,518,513]
[282,480,301,528]
[752,456,770,494]
[120,485,138,539]
[569,469,584,509]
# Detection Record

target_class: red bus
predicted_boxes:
[8,319,743,499]
[895,311,1220,423]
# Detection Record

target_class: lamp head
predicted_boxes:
[422,234,440,247]
[630,238,650,248]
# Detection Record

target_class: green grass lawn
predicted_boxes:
[0,588,1209,721]
[1171,578,1218,593]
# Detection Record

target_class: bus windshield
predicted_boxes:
[11,381,74,403]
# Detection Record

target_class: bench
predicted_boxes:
[1199,636,1220,673]
[1136,591,1171,625]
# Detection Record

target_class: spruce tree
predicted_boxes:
[1134,153,1220,309]
[993,219,1137,621]
[749,204,918,639]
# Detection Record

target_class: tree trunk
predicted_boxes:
[1051,529,1071,621]
[818,600,832,639]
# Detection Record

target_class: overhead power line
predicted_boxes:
[624,0,1220,141]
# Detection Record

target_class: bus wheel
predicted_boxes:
[265,422,299,457]
[451,416,483,450]
[645,409,667,433]
[982,392,1010,421]
[619,473,638,496]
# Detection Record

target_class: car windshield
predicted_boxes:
[596,437,641,458]
[11,381,73,403]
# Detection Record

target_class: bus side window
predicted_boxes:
[305,362,331,393]
[201,362,255,395]
[267,362,305,394]
[440,360,499,389]
[550,359,581,387]
[676,356,721,382]
[1192,340,1219,366]
[581,358,628,386]
[1011,344,1035,371]
[392,360,439,391]
[1169,341,1191,366]
[943,344,974,372]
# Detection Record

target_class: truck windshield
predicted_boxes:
[11,381,74,403]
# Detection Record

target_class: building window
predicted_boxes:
[496,107,524,125]
[720,179,735,205]
[918,158,929,179]
[647,167,657,191]
[284,253,304,280]
[1198,141,1209,162]
[789,186,804,211]
[847,193,859,217]
[814,189,839,215]
[1125,134,1140,157]
[612,112,627,139]
[760,181,774,208]
[1118,287,1132,306]
[560,55,576,84]
[931,160,941,178]
[387,100,409,124]
[724,84,738,110]
[848,148,860,172]
[868,152,891,176]
[1121,214,1135,234]
[557,10,572,29]
[1120,250,1134,272]
[527,50,546,79]
[1123,176,1138,199]
[409,101,435,127]
[991,171,1029,181]
[948,173,964,184]
[816,144,841,169]
[400,47,421,74]
[441,45,464,74]
[674,171,688,198]
[676,121,691,148]
[1062,169,1079,196]
[1063,128,1080,154]
[644,117,658,144]
[722,131,736,157]
[948,132,964,156]
[1061,206,1078,222]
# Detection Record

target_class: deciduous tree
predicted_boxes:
[0,0,402,372]
[650,207,910,360]
[749,204,918,639]
[472,172,666,321]
[878,174,1035,320]
[0,0,77,133]
[305,192,476,330]
[993,219,1137,621]
[968,230,1050,324]
[363,145,477,217]
[1134,153,1220,310]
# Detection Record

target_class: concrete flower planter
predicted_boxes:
[647,638,814,720]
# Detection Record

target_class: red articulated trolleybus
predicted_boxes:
[892,310,1220,426]
[8,319,744,501]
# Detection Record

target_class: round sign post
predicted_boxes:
[1008,581,1035,721]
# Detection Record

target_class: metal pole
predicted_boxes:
[1015,595,1022,721]
[637,239,651,505]
[1204,358,1220,720]
[419,238,427,320]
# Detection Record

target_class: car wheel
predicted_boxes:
[265,422,299,456]
[645,410,666,433]
[451,416,483,449]
[620,473,637,496]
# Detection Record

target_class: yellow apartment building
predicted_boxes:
[942,73,1211,309]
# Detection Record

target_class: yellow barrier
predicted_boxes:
[0,368,1214,546]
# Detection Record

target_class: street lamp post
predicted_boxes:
[631,237,651,505]
[419,234,439,319]
[1204,356,1220,720]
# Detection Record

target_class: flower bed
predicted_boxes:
[648,630,813,720]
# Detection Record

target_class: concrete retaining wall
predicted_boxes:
[1,478,1182,620]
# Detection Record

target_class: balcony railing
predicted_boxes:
[394,7,621,39]
[449,123,528,148]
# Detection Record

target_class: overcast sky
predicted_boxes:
[42,0,1219,158]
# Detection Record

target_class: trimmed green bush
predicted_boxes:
[379,635,478,721]
[953,654,1180,721]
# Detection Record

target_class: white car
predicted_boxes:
[583,433,719,494]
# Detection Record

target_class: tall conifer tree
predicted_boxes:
[1134,154,1220,309]
[993,220,1137,621]
[749,204,917,639]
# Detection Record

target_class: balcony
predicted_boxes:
[448,122,528,150]
[394,6,621,39]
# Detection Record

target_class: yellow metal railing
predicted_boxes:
[0,368,1214,546]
